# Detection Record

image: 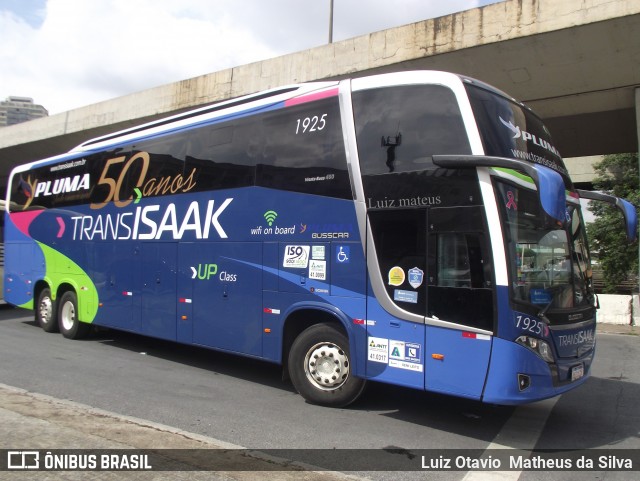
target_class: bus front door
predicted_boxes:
[424,206,494,400]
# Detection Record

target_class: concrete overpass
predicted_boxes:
[1,0,639,191]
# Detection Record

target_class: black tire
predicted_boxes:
[36,287,58,333]
[288,323,366,407]
[58,291,90,340]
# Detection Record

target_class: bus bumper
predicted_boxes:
[482,337,593,405]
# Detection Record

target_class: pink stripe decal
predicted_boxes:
[285,88,339,107]
[10,211,44,238]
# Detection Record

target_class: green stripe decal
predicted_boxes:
[492,167,535,184]
[492,167,571,197]
[38,242,99,323]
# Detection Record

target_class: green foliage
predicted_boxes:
[585,153,639,293]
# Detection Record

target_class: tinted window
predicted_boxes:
[185,98,350,198]
[255,98,351,198]
[369,209,426,315]
[436,233,486,288]
[185,121,256,191]
[353,85,470,175]
[427,206,494,331]
[9,97,352,211]
[465,83,569,178]
[353,84,478,210]
[368,205,494,328]
[9,151,115,211]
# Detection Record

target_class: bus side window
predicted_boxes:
[427,207,495,332]
[352,84,470,176]
[433,233,489,288]
[185,121,257,191]
[255,98,351,199]
[368,209,426,315]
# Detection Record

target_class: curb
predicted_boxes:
[0,383,363,481]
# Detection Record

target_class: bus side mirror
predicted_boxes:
[432,155,567,225]
[576,190,638,242]
[530,163,567,227]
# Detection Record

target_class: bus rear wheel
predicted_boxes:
[36,288,58,333]
[288,323,366,407]
[58,291,90,340]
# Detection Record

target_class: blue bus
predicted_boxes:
[4,71,636,406]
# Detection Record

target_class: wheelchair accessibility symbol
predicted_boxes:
[336,246,350,263]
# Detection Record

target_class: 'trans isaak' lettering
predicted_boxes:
[70,199,233,241]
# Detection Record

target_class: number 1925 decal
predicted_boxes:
[295,114,327,134]
[515,315,549,337]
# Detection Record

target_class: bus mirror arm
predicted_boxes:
[576,190,638,243]
[432,155,567,224]
[537,301,553,323]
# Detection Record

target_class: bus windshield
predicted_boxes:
[465,81,569,179]
[495,181,594,316]
[465,80,594,318]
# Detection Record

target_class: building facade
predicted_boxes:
[0,96,48,127]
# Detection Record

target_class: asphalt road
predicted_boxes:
[1,305,639,480]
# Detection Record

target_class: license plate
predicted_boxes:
[571,364,584,381]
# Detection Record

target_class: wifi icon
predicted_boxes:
[263,210,278,226]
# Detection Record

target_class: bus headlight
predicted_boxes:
[516,336,555,363]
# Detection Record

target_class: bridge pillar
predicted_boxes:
[636,87,640,158]
[636,87,640,296]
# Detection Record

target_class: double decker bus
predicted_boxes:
[5,71,636,406]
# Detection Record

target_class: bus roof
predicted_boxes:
[7,80,340,178]
[71,81,339,153]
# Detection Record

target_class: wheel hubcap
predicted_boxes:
[61,301,75,332]
[304,342,349,391]
[39,297,52,324]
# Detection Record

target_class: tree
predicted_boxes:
[585,153,639,293]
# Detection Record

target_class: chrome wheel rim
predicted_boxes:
[304,341,349,391]
[60,300,75,332]
[38,296,53,325]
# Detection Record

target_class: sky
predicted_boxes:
[0,0,501,115]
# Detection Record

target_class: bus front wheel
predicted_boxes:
[288,323,366,407]
[58,291,90,340]
[36,288,58,333]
